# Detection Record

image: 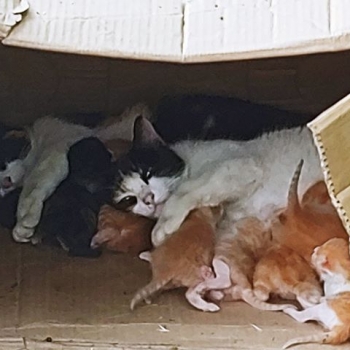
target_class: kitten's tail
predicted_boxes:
[130,277,171,311]
[287,159,304,213]
[242,289,295,311]
[283,325,350,349]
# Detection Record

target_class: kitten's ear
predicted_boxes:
[278,213,287,224]
[133,116,165,145]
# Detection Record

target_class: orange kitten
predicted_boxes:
[193,217,296,311]
[91,204,154,255]
[130,206,223,312]
[283,238,350,348]
[275,164,348,264]
[253,161,322,308]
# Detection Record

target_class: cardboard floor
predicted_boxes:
[0,230,344,350]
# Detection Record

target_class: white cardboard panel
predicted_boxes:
[2,0,350,62]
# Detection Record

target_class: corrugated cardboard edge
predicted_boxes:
[308,93,350,238]
[2,0,350,63]
[0,0,29,40]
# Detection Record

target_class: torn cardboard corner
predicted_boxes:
[308,93,350,237]
[0,0,29,40]
[2,0,350,62]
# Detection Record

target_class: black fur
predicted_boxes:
[113,117,185,210]
[34,137,115,258]
[154,94,314,143]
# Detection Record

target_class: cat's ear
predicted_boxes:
[133,116,165,145]
[278,213,287,224]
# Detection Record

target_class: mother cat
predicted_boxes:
[113,117,324,246]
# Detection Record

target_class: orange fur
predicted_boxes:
[91,204,154,255]
[130,206,223,312]
[253,244,321,307]
[275,171,347,263]
[200,217,296,311]
[283,238,350,348]
[254,161,323,308]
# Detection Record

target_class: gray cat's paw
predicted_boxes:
[12,224,34,242]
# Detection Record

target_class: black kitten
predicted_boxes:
[34,137,115,258]
[154,94,313,143]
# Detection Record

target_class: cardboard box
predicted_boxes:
[0,1,350,349]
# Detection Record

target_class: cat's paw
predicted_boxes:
[12,224,34,243]
[151,220,171,247]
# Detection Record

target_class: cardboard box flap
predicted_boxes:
[0,0,28,40]
[3,0,350,63]
[308,93,350,237]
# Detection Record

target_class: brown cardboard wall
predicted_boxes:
[1,44,350,126]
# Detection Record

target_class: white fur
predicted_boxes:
[12,104,151,242]
[152,127,323,246]
[0,159,26,196]
[114,173,180,218]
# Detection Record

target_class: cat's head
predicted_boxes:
[67,137,114,194]
[0,131,29,197]
[113,116,185,218]
[311,238,350,281]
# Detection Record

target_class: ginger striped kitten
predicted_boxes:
[130,206,223,312]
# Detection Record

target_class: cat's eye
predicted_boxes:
[0,163,6,171]
[115,195,137,209]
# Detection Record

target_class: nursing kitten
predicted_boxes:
[154,94,312,142]
[91,204,154,255]
[274,171,348,264]
[112,116,323,247]
[130,207,222,312]
[10,104,149,243]
[33,137,115,257]
[193,217,296,311]
[253,161,323,308]
[283,238,350,348]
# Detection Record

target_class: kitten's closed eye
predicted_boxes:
[114,195,137,210]
[0,163,7,171]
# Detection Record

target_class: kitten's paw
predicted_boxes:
[283,307,298,317]
[203,303,220,312]
[297,289,322,309]
[208,290,225,301]
[12,224,34,242]
[253,286,270,302]
[281,304,298,311]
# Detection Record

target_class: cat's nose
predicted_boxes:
[144,193,154,205]
[2,176,13,189]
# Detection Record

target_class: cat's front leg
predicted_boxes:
[152,158,262,246]
[12,152,69,242]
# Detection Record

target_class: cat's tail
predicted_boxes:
[283,325,350,349]
[130,277,171,311]
[95,103,152,142]
[242,289,296,311]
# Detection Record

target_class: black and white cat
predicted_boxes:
[113,117,323,247]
